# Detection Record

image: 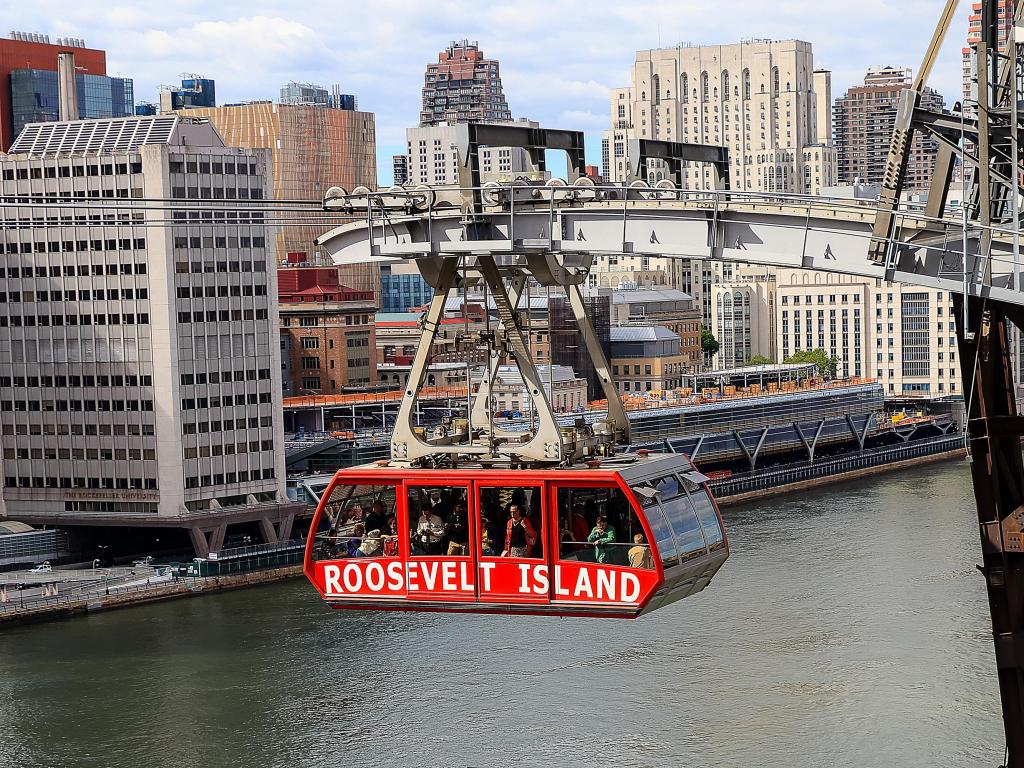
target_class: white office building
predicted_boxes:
[0,115,301,554]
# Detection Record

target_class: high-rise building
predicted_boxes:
[602,39,838,358]
[0,33,129,150]
[963,0,1014,103]
[158,76,216,113]
[606,40,836,193]
[834,67,945,189]
[392,154,409,185]
[181,102,378,293]
[419,40,512,126]
[550,294,612,401]
[0,115,300,553]
[278,268,377,396]
[10,68,134,141]
[380,263,432,313]
[279,81,356,110]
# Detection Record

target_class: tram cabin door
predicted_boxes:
[475,483,550,606]
[405,481,476,603]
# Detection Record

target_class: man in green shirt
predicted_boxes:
[587,515,616,564]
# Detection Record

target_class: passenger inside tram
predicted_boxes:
[477,487,545,559]
[319,484,400,560]
[556,487,654,569]
[406,486,473,557]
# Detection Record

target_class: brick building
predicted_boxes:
[278,267,376,396]
[833,67,945,189]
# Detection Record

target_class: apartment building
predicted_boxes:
[419,40,512,126]
[602,40,837,329]
[606,39,835,193]
[404,119,541,186]
[0,115,300,553]
[833,67,945,189]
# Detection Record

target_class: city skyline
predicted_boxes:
[8,0,972,185]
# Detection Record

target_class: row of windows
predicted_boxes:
[1,161,143,180]
[185,468,276,489]
[5,476,157,490]
[169,211,264,224]
[176,285,266,299]
[183,440,274,459]
[65,502,158,513]
[0,313,149,327]
[2,211,144,227]
[0,288,148,302]
[169,160,257,175]
[174,260,267,274]
[0,374,153,388]
[173,236,265,249]
[170,186,264,200]
[3,239,147,255]
[0,399,154,413]
[782,309,861,318]
[0,262,147,277]
[280,314,370,327]
[0,423,155,437]
[5,446,155,461]
[782,294,862,305]
[181,392,272,410]
[177,309,268,323]
[181,415,273,435]
[180,369,271,386]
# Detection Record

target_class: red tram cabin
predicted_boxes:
[303,453,729,618]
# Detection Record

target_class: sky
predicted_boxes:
[9,0,973,185]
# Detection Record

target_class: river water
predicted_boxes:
[0,459,1004,768]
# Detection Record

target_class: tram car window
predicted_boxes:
[653,476,708,561]
[477,486,544,560]
[640,494,681,569]
[685,481,726,552]
[555,486,654,569]
[407,486,471,557]
[315,483,398,560]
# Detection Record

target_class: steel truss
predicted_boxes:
[870,1,1024,764]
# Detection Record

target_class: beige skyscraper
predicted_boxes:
[606,39,836,193]
[601,39,837,365]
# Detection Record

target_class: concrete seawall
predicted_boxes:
[0,565,305,628]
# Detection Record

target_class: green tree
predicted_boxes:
[750,354,772,366]
[700,328,720,358]
[784,348,838,379]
